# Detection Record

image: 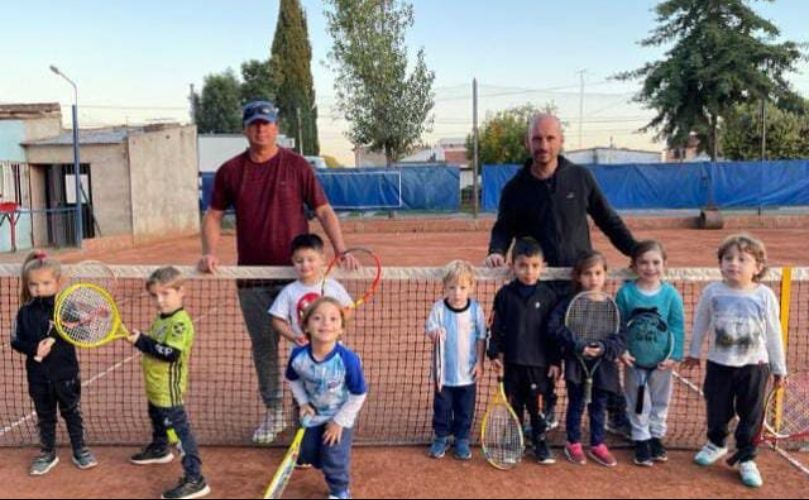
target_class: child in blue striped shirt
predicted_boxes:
[425,260,487,460]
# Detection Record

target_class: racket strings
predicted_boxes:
[567,295,619,344]
[482,406,523,467]
[770,378,809,437]
[58,287,115,344]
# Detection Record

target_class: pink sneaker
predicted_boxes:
[565,442,587,465]
[589,444,618,468]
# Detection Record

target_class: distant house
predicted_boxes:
[197,133,295,174]
[664,134,715,162]
[354,138,469,168]
[1,102,200,251]
[565,146,663,165]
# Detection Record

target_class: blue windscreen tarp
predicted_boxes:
[199,164,460,212]
[482,160,809,212]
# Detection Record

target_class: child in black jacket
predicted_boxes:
[10,251,96,475]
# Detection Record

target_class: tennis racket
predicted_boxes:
[54,283,130,348]
[481,377,524,470]
[433,305,446,393]
[66,260,119,293]
[626,308,674,415]
[263,420,308,499]
[757,371,809,445]
[565,291,621,405]
[321,247,381,310]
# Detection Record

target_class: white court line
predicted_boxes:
[0,303,220,439]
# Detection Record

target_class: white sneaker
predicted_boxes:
[694,442,728,466]
[252,408,286,445]
[740,461,763,488]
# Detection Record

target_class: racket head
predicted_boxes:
[481,381,524,470]
[322,248,381,310]
[762,371,809,441]
[564,290,620,345]
[626,309,674,369]
[54,283,124,348]
[263,427,306,499]
[66,260,119,294]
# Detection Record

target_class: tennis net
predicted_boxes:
[1,264,807,449]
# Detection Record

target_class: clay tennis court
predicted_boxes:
[1,214,807,498]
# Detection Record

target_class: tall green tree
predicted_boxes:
[325,0,435,165]
[617,0,803,160]
[240,59,276,104]
[466,103,560,166]
[194,69,242,134]
[723,101,809,160]
[270,0,319,155]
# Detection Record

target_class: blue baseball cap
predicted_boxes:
[243,100,278,126]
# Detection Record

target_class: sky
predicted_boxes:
[1,0,807,165]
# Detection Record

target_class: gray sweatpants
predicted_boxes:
[237,283,289,408]
[624,365,674,442]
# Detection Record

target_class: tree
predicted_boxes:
[617,0,803,160]
[466,103,560,166]
[723,101,809,160]
[240,59,276,104]
[325,0,435,165]
[270,0,319,155]
[194,69,242,134]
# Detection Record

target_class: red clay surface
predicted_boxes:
[2,215,808,498]
[0,446,806,499]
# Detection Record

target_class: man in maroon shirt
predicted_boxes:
[198,100,355,444]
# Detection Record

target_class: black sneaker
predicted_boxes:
[535,439,556,465]
[650,437,668,463]
[131,444,174,465]
[634,440,654,467]
[161,476,211,500]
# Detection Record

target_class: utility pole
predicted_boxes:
[577,70,587,149]
[472,78,479,218]
[296,107,304,155]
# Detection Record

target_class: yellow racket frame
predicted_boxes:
[263,426,306,499]
[480,380,524,470]
[54,282,129,348]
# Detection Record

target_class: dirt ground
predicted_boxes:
[1,214,808,498]
[0,446,806,499]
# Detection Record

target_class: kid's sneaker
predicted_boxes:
[564,442,587,465]
[694,442,728,467]
[589,444,618,468]
[740,461,763,488]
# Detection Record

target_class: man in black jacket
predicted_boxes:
[485,113,638,436]
[486,114,637,270]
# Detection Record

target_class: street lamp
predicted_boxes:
[49,65,83,248]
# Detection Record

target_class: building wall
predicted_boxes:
[25,143,134,238]
[128,125,200,241]
[565,148,663,165]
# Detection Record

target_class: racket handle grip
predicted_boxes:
[635,385,646,415]
[583,379,593,406]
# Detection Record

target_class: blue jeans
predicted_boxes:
[300,424,354,496]
[565,383,608,446]
[433,384,476,441]
[148,403,203,480]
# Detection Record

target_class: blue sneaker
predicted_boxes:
[740,461,763,488]
[328,490,351,499]
[454,439,472,460]
[428,437,450,459]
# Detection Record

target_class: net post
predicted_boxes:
[775,266,793,432]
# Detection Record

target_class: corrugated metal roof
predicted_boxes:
[23,127,134,146]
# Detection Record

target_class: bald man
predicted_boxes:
[485,113,638,436]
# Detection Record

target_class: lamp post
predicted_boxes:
[49,65,83,248]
